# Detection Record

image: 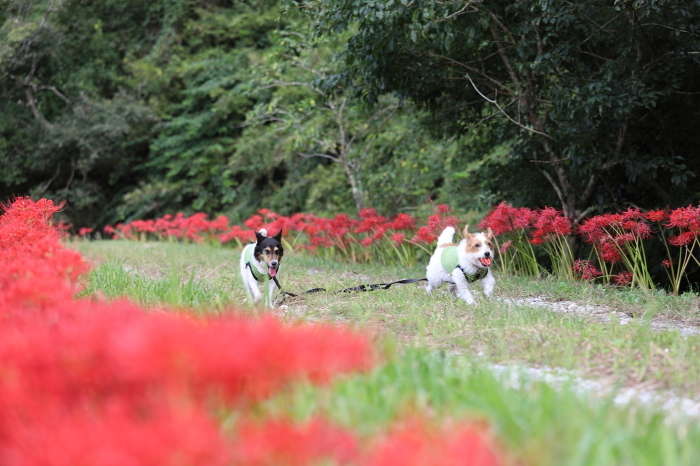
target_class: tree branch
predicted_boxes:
[467,76,555,140]
[297,151,340,163]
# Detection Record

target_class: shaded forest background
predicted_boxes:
[1,0,699,230]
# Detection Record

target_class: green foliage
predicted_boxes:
[0,0,167,226]
[4,0,700,230]
[241,24,457,214]
[281,350,700,466]
[80,260,236,312]
[302,0,700,218]
[125,2,286,218]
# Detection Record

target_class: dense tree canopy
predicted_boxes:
[1,0,699,229]
[1,0,469,227]
[303,0,700,220]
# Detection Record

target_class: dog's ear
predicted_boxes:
[486,227,494,240]
[462,225,472,239]
[255,231,266,243]
[272,229,283,242]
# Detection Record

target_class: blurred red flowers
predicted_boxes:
[0,197,505,466]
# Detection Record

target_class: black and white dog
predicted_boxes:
[239,228,284,306]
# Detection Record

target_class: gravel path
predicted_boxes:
[487,362,700,421]
[500,296,700,336]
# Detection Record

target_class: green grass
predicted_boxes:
[73,239,700,465]
[264,349,700,466]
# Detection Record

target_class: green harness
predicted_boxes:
[440,246,489,283]
[244,244,270,282]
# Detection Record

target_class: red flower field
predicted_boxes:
[0,197,504,466]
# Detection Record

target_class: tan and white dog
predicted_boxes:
[425,225,495,305]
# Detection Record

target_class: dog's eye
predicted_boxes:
[264,250,270,255]
[475,243,481,248]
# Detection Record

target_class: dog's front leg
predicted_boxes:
[451,269,476,305]
[481,271,495,298]
[265,279,277,307]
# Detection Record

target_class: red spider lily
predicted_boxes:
[77,227,93,236]
[426,212,460,232]
[373,227,388,241]
[0,198,512,466]
[529,236,545,246]
[411,226,437,245]
[615,232,637,245]
[0,197,64,247]
[355,208,388,234]
[219,225,256,245]
[613,271,633,286]
[479,203,541,275]
[578,213,622,244]
[328,214,357,237]
[390,233,406,246]
[409,205,461,245]
[578,209,653,288]
[311,236,334,247]
[0,309,375,405]
[436,204,451,214]
[669,232,695,247]
[231,418,359,466]
[623,221,652,239]
[499,240,513,254]
[101,205,463,266]
[572,260,602,281]
[367,420,502,466]
[666,205,700,234]
[361,237,375,247]
[0,198,89,300]
[244,214,265,232]
[531,207,571,241]
[479,203,535,235]
[662,259,672,268]
[650,205,700,295]
[0,198,384,466]
[644,209,669,223]
[3,402,231,466]
[387,213,416,231]
[599,238,623,263]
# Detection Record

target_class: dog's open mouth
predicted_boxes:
[268,266,278,277]
[479,257,492,267]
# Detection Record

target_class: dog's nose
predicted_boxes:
[484,251,491,258]
[270,260,278,267]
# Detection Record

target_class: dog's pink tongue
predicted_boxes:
[480,257,492,267]
[268,267,277,277]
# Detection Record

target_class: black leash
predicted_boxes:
[247,260,427,298]
[248,261,486,301]
[273,276,429,298]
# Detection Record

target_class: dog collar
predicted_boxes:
[455,265,489,283]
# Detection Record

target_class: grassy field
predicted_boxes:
[74,239,700,465]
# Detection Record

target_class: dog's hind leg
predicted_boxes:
[245,275,262,304]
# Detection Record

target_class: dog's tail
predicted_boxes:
[436,226,456,247]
